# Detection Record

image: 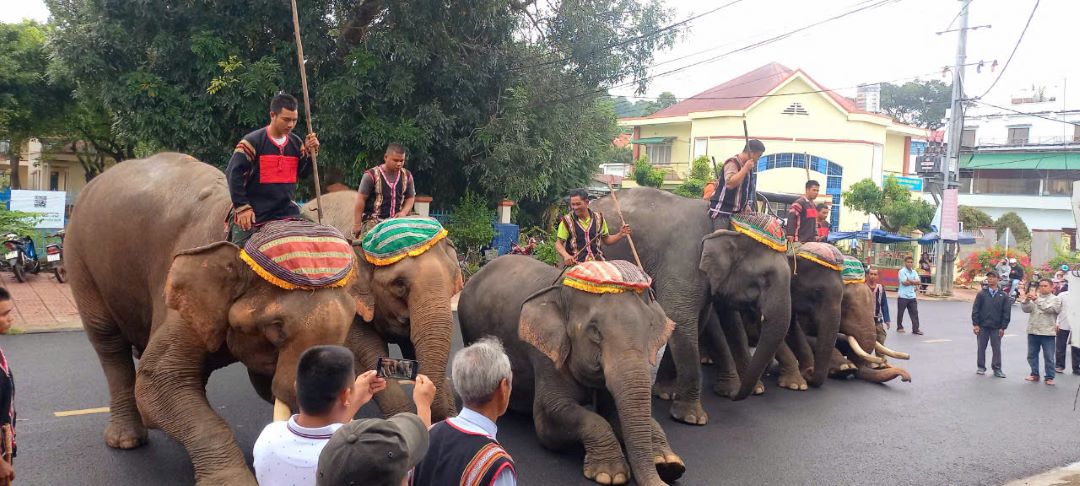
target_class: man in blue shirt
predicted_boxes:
[896,256,923,335]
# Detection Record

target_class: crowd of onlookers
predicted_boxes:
[253,338,517,486]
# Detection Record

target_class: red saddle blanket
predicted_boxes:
[240,219,354,290]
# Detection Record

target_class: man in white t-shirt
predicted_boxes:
[253,345,386,486]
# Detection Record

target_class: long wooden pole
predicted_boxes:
[605,181,643,270]
[289,0,324,224]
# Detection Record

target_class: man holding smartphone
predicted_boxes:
[1022,279,1061,385]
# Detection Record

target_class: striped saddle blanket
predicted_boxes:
[841,256,866,284]
[795,242,844,271]
[730,212,788,252]
[240,219,354,290]
[361,217,448,266]
[564,260,653,295]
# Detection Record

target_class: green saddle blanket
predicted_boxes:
[361,217,448,266]
[841,256,865,283]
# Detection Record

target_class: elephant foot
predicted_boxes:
[777,369,809,391]
[753,380,766,395]
[829,359,858,377]
[652,382,677,401]
[195,467,257,486]
[669,399,708,425]
[104,417,148,450]
[711,373,739,398]
[654,453,686,483]
[583,452,630,485]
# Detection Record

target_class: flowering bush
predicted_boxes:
[958,247,1030,284]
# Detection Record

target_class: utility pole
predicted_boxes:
[934,0,970,296]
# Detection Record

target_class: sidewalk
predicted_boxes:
[0,271,82,333]
[1006,462,1080,486]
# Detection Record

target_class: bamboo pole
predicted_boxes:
[289,0,324,223]
[605,180,643,270]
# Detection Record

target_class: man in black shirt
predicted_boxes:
[225,93,320,244]
[786,180,821,243]
[972,272,1011,377]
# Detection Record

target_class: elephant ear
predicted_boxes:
[518,286,570,369]
[700,230,739,292]
[645,298,676,366]
[350,245,377,322]
[165,242,251,353]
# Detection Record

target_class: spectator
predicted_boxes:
[866,268,891,344]
[972,272,1011,378]
[1055,290,1077,374]
[1053,268,1069,295]
[316,412,431,486]
[815,203,830,242]
[413,337,517,486]
[1009,258,1025,299]
[253,345,387,486]
[0,288,16,483]
[918,253,932,293]
[896,256,923,335]
[1022,279,1061,385]
[995,259,1011,281]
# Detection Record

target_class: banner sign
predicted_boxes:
[9,190,66,228]
[886,176,923,191]
[940,188,959,241]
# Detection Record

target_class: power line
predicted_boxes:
[511,0,746,72]
[943,0,973,32]
[978,0,1039,99]
[972,99,1080,128]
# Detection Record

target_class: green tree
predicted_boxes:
[879,80,951,130]
[0,207,41,237]
[47,0,678,215]
[655,91,677,111]
[994,211,1030,243]
[632,156,665,188]
[842,177,934,233]
[0,21,74,188]
[673,156,711,198]
[958,205,993,230]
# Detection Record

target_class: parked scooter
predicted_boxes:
[45,230,65,283]
[3,233,41,283]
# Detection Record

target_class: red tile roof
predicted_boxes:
[644,62,867,119]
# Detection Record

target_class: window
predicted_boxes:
[1007,126,1030,145]
[49,171,60,191]
[971,176,1039,195]
[961,129,977,147]
[646,144,672,166]
[1074,124,1080,142]
[782,102,809,115]
[693,138,708,159]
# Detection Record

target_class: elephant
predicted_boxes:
[458,255,684,486]
[65,153,356,485]
[302,191,463,421]
[591,188,791,424]
[832,282,912,383]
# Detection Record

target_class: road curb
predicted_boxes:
[1006,461,1080,486]
[15,325,84,335]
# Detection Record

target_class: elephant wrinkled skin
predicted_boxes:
[303,191,463,421]
[66,154,356,485]
[458,256,683,486]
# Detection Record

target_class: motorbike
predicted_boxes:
[45,230,66,283]
[3,233,41,283]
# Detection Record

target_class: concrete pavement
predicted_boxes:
[0,271,81,332]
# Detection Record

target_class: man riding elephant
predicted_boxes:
[351,143,416,237]
[555,189,631,266]
[707,139,765,230]
[225,93,320,245]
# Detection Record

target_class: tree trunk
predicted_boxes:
[8,146,21,189]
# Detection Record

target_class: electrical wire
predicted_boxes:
[978,0,1040,99]
[972,100,1080,128]
[942,0,973,32]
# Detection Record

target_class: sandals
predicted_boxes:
[1046,379,1055,386]
[1025,375,1039,382]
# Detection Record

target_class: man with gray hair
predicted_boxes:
[413,337,517,486]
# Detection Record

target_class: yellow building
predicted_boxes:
[619,63,927,232]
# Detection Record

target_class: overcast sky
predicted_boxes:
[3,0,1075,106]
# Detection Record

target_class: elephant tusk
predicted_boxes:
[273,398,291,422]
[875,342,911,360]
[848,336,885,364]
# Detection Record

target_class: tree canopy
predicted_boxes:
[612,91,677,118]
[958,205,993,230]
[842,177,934,233]
[879,80,950,130]
[45,0,678,210]
[994,211,1030,243]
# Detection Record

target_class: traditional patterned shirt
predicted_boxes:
[708,156,755,218]
[557,210,609,263]
[413,408,516,486]
[226,127,313,224]
[358,166,416,221]
[786,196,819,243]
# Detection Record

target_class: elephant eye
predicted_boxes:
[390,277,408,297]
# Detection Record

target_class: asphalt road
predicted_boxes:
[8,299,1080,485]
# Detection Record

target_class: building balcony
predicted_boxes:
[966,136,1080,151]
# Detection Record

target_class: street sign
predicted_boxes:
[886,175,923,191]
[941,188,959,241]
[917,154,941,174]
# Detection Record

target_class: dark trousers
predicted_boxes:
[976,326,1002,371]
[1027,334,1056,379]
[1055,330,1079,371]
[896,298,920,332]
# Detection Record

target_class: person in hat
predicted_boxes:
[253,345,436,486]
[316,413,430,486]
[707,139,765,230]
[555,189,631,266]
[412,337,517,486]
[226,93,320,245]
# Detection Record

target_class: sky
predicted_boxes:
[3,0,1076,107]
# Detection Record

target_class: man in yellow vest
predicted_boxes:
[554,189,631,267]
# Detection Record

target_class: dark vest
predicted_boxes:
[412,420,516,486]
[562,210,606,263]
[708,157,755,218]
[791,196,819,243]
[363,166,412,220]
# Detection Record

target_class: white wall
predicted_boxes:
[953,101,1080,146]
[958,194,1072,230]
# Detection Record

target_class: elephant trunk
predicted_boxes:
[808,300,843,387]
[855,364,911,383]
[605,357,667,486]
[734,293,791,400]
[409,287,456,422]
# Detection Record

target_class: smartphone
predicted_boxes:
[376,357,419,381]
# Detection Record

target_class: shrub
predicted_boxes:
[447,191,496,257]
[0,209,41,238]
[534,238,559,266]
[994,212,1030,243]
[958,205,993,229]
[958,246,1030,284]
[672,156,712,198]
[632,156,665,188]
[1041,247,1080,274]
